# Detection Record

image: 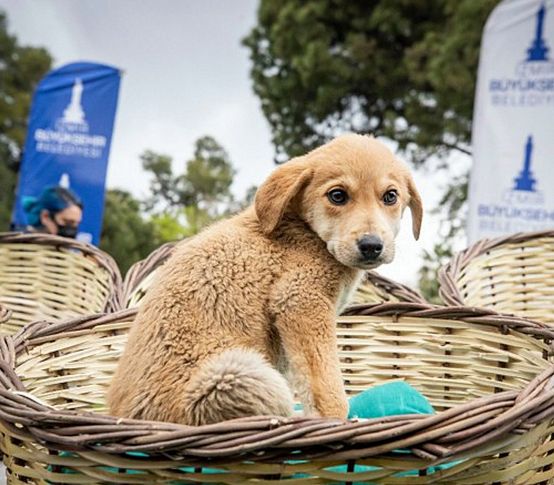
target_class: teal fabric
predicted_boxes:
[348,380,435,419]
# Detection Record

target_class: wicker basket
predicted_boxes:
[121,242,176,308]
[122,241,426,308]
[0,232,123,334]
[439,230,554,325]
[0,304,11,326]
[350,271,426,305]
[1,303,554,483]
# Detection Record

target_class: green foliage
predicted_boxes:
[417,172,468,301]
[437,173,469,240]
[244,0,499,164]
[149,212,191,241]
[186,136,236,207]
[141,150,184,210]
[418,242,454,304]
[0,11,52,229]
[99,189,160,275]
[115,135,246,272]
[0,163,16,230]
[142,136,236,234]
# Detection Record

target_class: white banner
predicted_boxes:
[468,0,554,242]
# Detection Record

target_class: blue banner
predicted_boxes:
[12,61,121,244]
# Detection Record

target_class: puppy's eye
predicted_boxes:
[327,189,349,205]
[383,190,398,206]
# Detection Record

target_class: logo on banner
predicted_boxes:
[33,77,107,159]
[478,135,554,233]
[527,3,550,61]
[504,135,543,204]
[59,78,88,130]
[489,3,554,107]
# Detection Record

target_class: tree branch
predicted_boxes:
[442,141,472,156]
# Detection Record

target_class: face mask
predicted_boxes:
[55,222,78,239]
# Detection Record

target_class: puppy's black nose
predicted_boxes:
[357,235,383,260]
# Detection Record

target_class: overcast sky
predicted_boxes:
[1,0,457,285]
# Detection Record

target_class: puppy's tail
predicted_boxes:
[183,349,294,425]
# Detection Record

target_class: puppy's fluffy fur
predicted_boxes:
[108,134,422,425]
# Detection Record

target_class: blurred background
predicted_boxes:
[0,0,504,301]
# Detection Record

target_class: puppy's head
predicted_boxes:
[255,134,422,270]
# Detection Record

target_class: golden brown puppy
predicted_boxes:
[108,134,422,425]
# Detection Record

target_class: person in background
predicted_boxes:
[22,186,83,238]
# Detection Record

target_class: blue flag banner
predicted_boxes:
[12,62,121,245]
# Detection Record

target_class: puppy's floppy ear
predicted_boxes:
[405,173,423,240]
[255,158,313,234]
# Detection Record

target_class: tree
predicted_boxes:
[244,0,498,164]
[149,212,191,241]
[0,11,52,229]
[185,136,235,209]
[141,150,186,211]
[142,136,236,234]
[99,189,160,274]
[102,137,241,273]
[417,171,469,301]
[244,0,500,299]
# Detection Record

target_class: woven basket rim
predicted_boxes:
[438,230,554,307]
[363,271,427,304]
[0,231,124,312]
[1,302,554,463]
[121,241,176,305]
[121,240,427,307]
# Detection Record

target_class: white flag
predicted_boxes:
[468,0,554,242]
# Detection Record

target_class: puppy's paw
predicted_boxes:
[328,398,349,420]
[315,393,349,420]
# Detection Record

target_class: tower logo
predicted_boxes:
[503,135,544,205]
[57,78,89,132]
[513,135,537,192]
[526,3,550,62]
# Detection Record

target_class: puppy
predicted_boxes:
[108,134,422,425]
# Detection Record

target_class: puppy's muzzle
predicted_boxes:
[357,235,383,262]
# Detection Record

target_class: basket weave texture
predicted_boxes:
[439,230,554,325]
[122,242,176,308]
[122,242,426,309]
[0,304,10,325]
[350,271,426,305]
[0,232,123,334]
[1,303,554,483]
